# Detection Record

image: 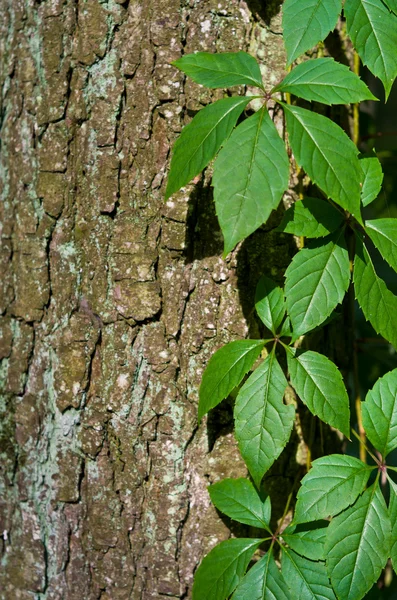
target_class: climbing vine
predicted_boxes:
[166,1,397,598]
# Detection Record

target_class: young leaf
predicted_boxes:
[165,96,252,200]
[360,154,383,207]
[354,235,397,349]
[388,478,397,575]
[284,231,350,338]
[282,522,327,561]
[234,352,295,488]
[287,350,350,437]
[277,197,344,238]
[281,103,363,220]
[344,0,397,99]
[383,0,397,15]
[294,455,373,523]
[255,276,286,334]
[281,547,337,600]
[361,368,397,457]
[192,538,263,600]
[232,552,290,600]
[282,0,342,66]
[273,58,377,104]
[365,219,397,274]
[209,478,271,530]
[198,339,265,422]
[325,484,392,600]
[213,108,290,255]
[173,51,264,89]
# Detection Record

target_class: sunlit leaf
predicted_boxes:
[362,368,397,457]
[360,154,383,207]
[365,218,397,274]
[255,276,286,334]
[232,552,290,600]
[209,478,271,530]
[277,197,344,238]
[281,547,337,599]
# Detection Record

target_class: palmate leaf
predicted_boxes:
[388,478,397,574]
[165,96,252,199]
[282,0,342,66]
[287,350,350,436]
[282,103,363,219]
[234,352,295,487]
[360,154,384,207]
[173,51,264,89]
[294,455,373,523]
[232,552,290,600]
[344,0,397,99]
[274,58,376,104]
[209,478,271,530]
[192,538,263,600]
[282,522,328,561]
[277,197,344,238]
[213,108,289,255]
[284,230,350,337]
[362,368,397,457]
[325,484,392,600]
[281,547,337,600]
[365,218,397,273]
[255,276,286,334]
[353,235,397,349]
[198,339,264,422]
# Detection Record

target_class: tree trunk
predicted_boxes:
[0,1,291,598]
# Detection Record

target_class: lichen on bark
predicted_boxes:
[0,1,293,598]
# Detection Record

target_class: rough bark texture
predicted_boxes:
[0,1,292,598]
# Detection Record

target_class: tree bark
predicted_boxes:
[0,1,291,598]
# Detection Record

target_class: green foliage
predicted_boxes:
[198,339,264,422]
[166,3,397,598]
[277,197,344,238]
[282,0,342,66]
[325,484,391,600]
[287,349,350,436]
[360,154,384,206]
[344,0,397,99]
[209,478,271,530]
[284,231,350,337]
[294,455,373,523]
[234,351,295,487]
[273,58,376,105]
[213,108,289,255]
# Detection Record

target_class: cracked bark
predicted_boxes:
[0,1,297,598]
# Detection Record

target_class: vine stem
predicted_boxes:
[351,49,366,462]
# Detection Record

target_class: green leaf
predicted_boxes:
[209,478,271,530]
[360,154,384,207]
[213,108,290,255]
[383,0,397,15]
[388,478,397,575]
[282,103,363,219]
[283,522,328,561]
[325,484,392,600]
[287,350,350,436]
[165,96,252,199]
[274,58,377,104]
[277,197,344,238]
[198,339,265,422]
[232,552,290,600]
[345,0,397,99]
[284,231,350,337]
[192,538,263,600]
[366,219,397,273]
[234,352,295,487]
[282,0,342,66]
[255,276,286,334]
[294,455,373,523]
[281,547,337,600]
[362,368,397,457]
[173,51,264,89]
[354,235,397,349]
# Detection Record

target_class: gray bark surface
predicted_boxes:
[0,1,291,598]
